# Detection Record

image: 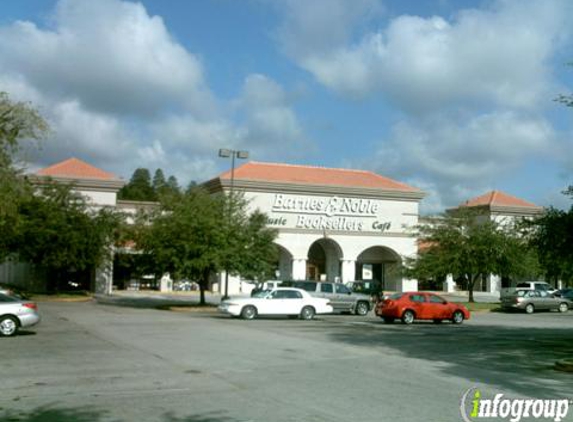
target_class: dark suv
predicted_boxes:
[345,280,383,302]
[282,281,373,315]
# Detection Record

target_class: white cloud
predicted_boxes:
[153,74,313,162]
[279,0,571,112]
[277,0,572,210]
[152,115,241,154]
[368,111,557,212]
[276,0,382,62]
[237,74,308,154]
[0,0,214,117]
[0,0,311,184]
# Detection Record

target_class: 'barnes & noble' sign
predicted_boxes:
[267,194,391,232]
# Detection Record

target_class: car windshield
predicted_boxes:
[0,292,20,302]
[389,293,404,300]
[252,289,271,298]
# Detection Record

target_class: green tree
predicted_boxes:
[528,202,573,286]
[135,188,225,304]
[167,175,179,192]
[406,209,538,302]
[118,168,156,201]
[135,188,277,305]
[156,172,182,204]
[236,210,278,281]
[16,182,123,291]
[0,92,49,260]
[152,169,166,193]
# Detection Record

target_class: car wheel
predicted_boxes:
[525,304,535,314]
[240,305,257,320]
[383,317,394,324]
[300,306,315,320]
[355,301,369,316]
[559,303,569,313]
[0,316,19,337]
[452,311,464,324]
[401,310,415,325]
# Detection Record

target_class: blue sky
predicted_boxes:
[1,0,572,213]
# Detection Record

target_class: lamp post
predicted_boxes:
[218,148,249,300]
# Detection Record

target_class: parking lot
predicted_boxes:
[1,299,572,422]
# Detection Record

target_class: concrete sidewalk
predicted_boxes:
[441,290,500,303]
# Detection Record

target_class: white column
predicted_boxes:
[291,258,307,280]
[443,274,456,292]
[397,278,418,292]
[341,260,356,283]
[486,274,501,293]
[160,273,173,292]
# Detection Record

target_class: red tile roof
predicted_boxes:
[219,162,419,191]
[459,190,539,209]
[36,157,119,181]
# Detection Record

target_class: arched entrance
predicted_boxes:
[274,244,293,280]
[306,239,343,281]
[356,246,402,290]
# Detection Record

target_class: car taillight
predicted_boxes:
[23,302,37,311]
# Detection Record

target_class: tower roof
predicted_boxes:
[36,157,120,181]
[459,190,540,209]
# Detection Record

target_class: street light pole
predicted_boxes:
[218,148,249,300]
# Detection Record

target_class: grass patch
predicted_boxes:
[463,302,501,312]
[31,291,93,302]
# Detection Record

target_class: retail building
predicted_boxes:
[1,158,545,295]
[204,162,425,294]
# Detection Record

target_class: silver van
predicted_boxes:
[284,281,373,315]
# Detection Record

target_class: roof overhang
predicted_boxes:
[29,174,126,192]
[203,178,426,202]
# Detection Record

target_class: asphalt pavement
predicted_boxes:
[1,298,571,422]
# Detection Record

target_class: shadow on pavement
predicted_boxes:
[324,321,573,398]
[0,407,240,422]
[94,294,215,310]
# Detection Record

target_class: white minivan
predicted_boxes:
[501,281,557,298]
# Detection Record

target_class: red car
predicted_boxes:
[375,292,470,324]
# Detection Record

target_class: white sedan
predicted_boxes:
[218,287,333,320]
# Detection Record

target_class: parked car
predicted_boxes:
[500,281,556,298]
[250,280,283,297]
[500,289,571,314]
[375,292,470,324]
[345,280,383,302]
[218,287,333,320]
[174,280,199,291]
[282,281,373,315]
[0,283,28,299]
[555,289,573,300]
[0,292,40,337]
